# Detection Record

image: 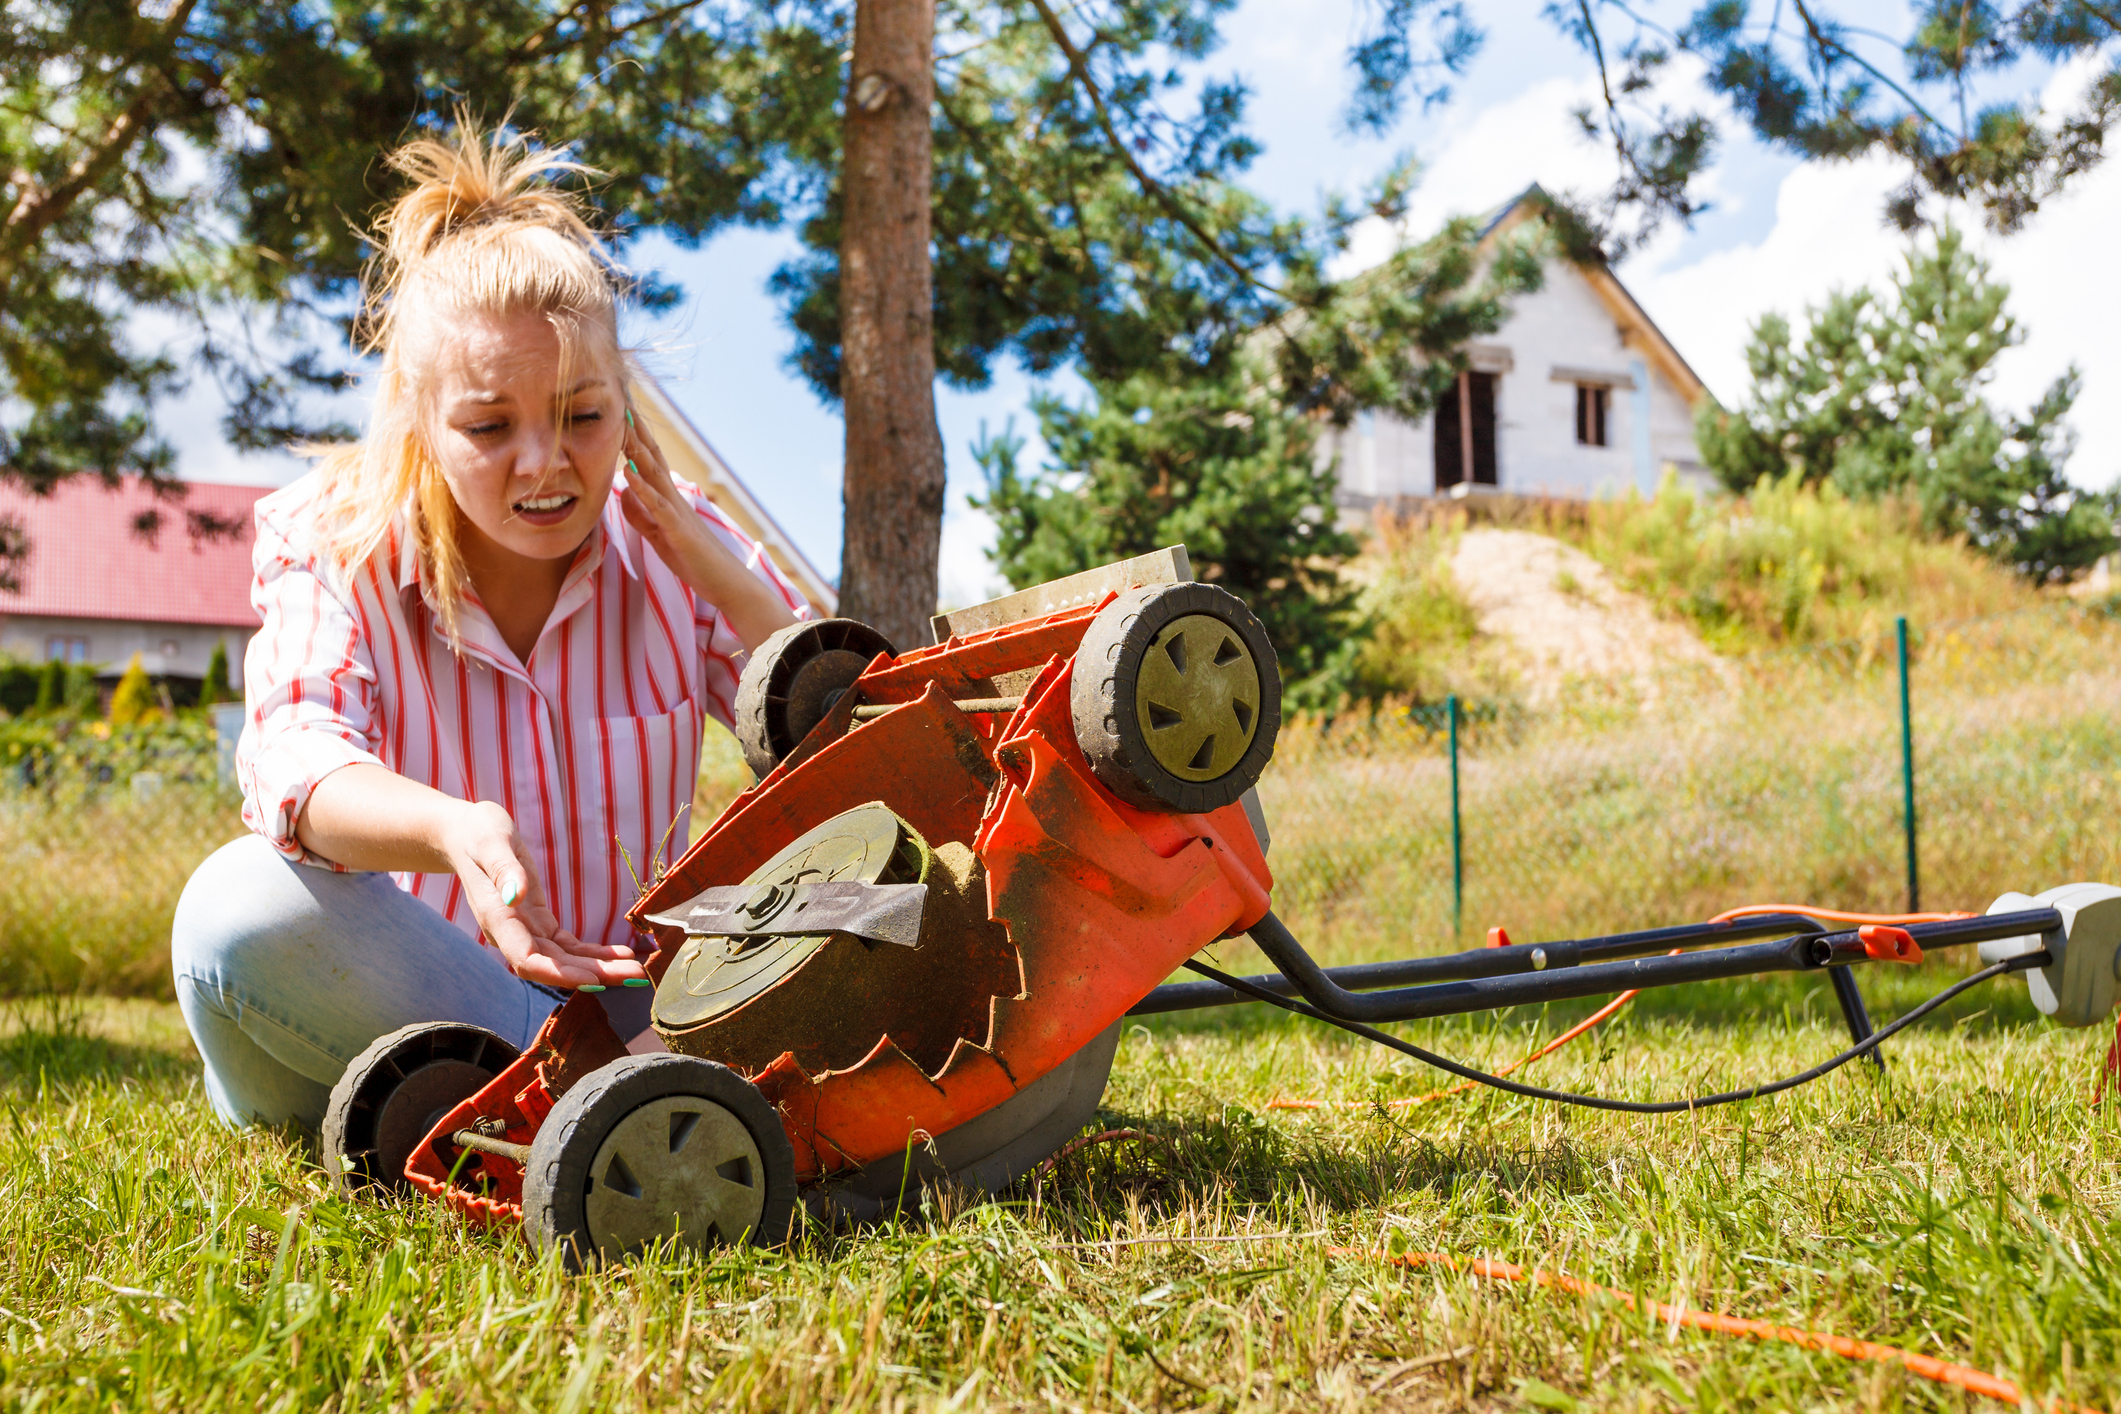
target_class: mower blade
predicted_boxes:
[645,882,929,947]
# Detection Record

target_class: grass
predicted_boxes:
[1507,475,2040,654]
[0,973,2114,1410]
[1267,597,2121,968]
[3,593,2120,1407]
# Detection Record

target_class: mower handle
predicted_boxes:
[1133,908,2063,1024]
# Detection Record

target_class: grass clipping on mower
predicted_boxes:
[653,808,1022,1080]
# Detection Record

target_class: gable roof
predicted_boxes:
[1478,184,1708,406]
[0,478,268,628]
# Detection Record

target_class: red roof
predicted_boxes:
[0,477,269,628]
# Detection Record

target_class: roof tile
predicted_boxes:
[0,478,269,628]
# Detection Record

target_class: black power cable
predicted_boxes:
[1181,957,2021,1114]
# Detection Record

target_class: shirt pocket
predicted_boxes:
[569,695,705,874]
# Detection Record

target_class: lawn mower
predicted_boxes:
[320,547,2121,1267]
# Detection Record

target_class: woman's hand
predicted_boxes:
[439,801,649,991]
[617,406,798,651]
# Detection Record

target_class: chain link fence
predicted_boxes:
[5,599,2120,995]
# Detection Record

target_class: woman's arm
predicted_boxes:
[616,408,802,651]
[297,763,647,990]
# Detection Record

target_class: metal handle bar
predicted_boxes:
[1132,908,2062,1024]
[1130,912,1830,1016]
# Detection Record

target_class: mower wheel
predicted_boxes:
[522,1053,797,1269]
[1071,582,1281,813]
[323,1021,521,1197]
[732,618,896,780]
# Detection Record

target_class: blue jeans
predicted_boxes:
[171,834,650,1131]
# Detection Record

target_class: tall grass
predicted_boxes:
[9,604,2121,1002]
[1265,599,2121,964]
[1502,474,2040,651]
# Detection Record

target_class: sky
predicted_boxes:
[179,1,2121,610]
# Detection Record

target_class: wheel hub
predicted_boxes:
[1134,613,1262,781]
[582,1095,767,1255]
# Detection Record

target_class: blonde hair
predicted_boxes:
[310,118,630,639]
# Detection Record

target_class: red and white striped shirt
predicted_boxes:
[238,473,810,949]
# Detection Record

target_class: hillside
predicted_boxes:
[1350,477,2053,705]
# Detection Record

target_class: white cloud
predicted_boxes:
[936,501,1007,616]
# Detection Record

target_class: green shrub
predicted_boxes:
[1345,509,1515,704]
[200,641,232,706]
[1559,473,2035,651]
[32,657,62,713]
[108,653,159,726]
[0,657,37,716]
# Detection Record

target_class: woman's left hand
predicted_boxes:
[617,406,800,651]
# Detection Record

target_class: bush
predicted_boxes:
[1546,474,2036,651]
[200,641,233,706]
[1,716,220,794]
[108,653,160,727]
[0,657,37,716]
[1344,509,1518,705]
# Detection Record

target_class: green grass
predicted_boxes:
[4,608,2121,1408]
[1,977,2114,1410]
[1490,474,2042,654]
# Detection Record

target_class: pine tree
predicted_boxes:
[32,657,62,714]
[974,355,1363,704]
[1697,228,2116,582]
[108,654,158,728]
[200,641,232,707]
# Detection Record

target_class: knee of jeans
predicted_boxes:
[170,834,307,986]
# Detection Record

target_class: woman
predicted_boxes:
[171,125,807,1131]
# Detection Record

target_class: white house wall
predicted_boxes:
[0,614,251,683]
[1317,256,1708,506]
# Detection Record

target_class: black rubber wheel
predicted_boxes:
[732,618,897,779]
[1070,582,1281,813]
[322,1021,521,1197]
[522,1053,798,1269]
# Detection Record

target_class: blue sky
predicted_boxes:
[181,0,2121,607]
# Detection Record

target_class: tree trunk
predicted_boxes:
[836,0,946,649]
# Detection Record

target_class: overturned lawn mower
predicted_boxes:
[322,548,2121,1267]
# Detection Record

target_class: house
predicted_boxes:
[0,378,835,689]
[0,477,269,691]
[1318,186,1711,510]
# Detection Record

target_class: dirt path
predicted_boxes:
[1448,528,1718,696]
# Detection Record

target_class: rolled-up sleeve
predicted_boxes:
[236,499,387,868]
[680,484,813,727]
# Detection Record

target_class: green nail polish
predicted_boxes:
[626,458,638,475]
[579,984,607,993]
[625,407,634,427]
[500,879,519,906]
[622,977,651,987]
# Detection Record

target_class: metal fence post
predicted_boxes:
[1448,694,1463,938]
[1897,617,1919,913]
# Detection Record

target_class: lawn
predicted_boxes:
[0,968,2113,1410]
[2,602,2119,1409]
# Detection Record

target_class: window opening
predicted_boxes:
[1433,371,1498,490]
[1575,384,1609,447]
[45,636,89,664]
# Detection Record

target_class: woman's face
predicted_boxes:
[425,306,625,567]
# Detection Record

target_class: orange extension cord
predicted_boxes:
[1267,907,1976,1114]
[1342,1250,2107,1412]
